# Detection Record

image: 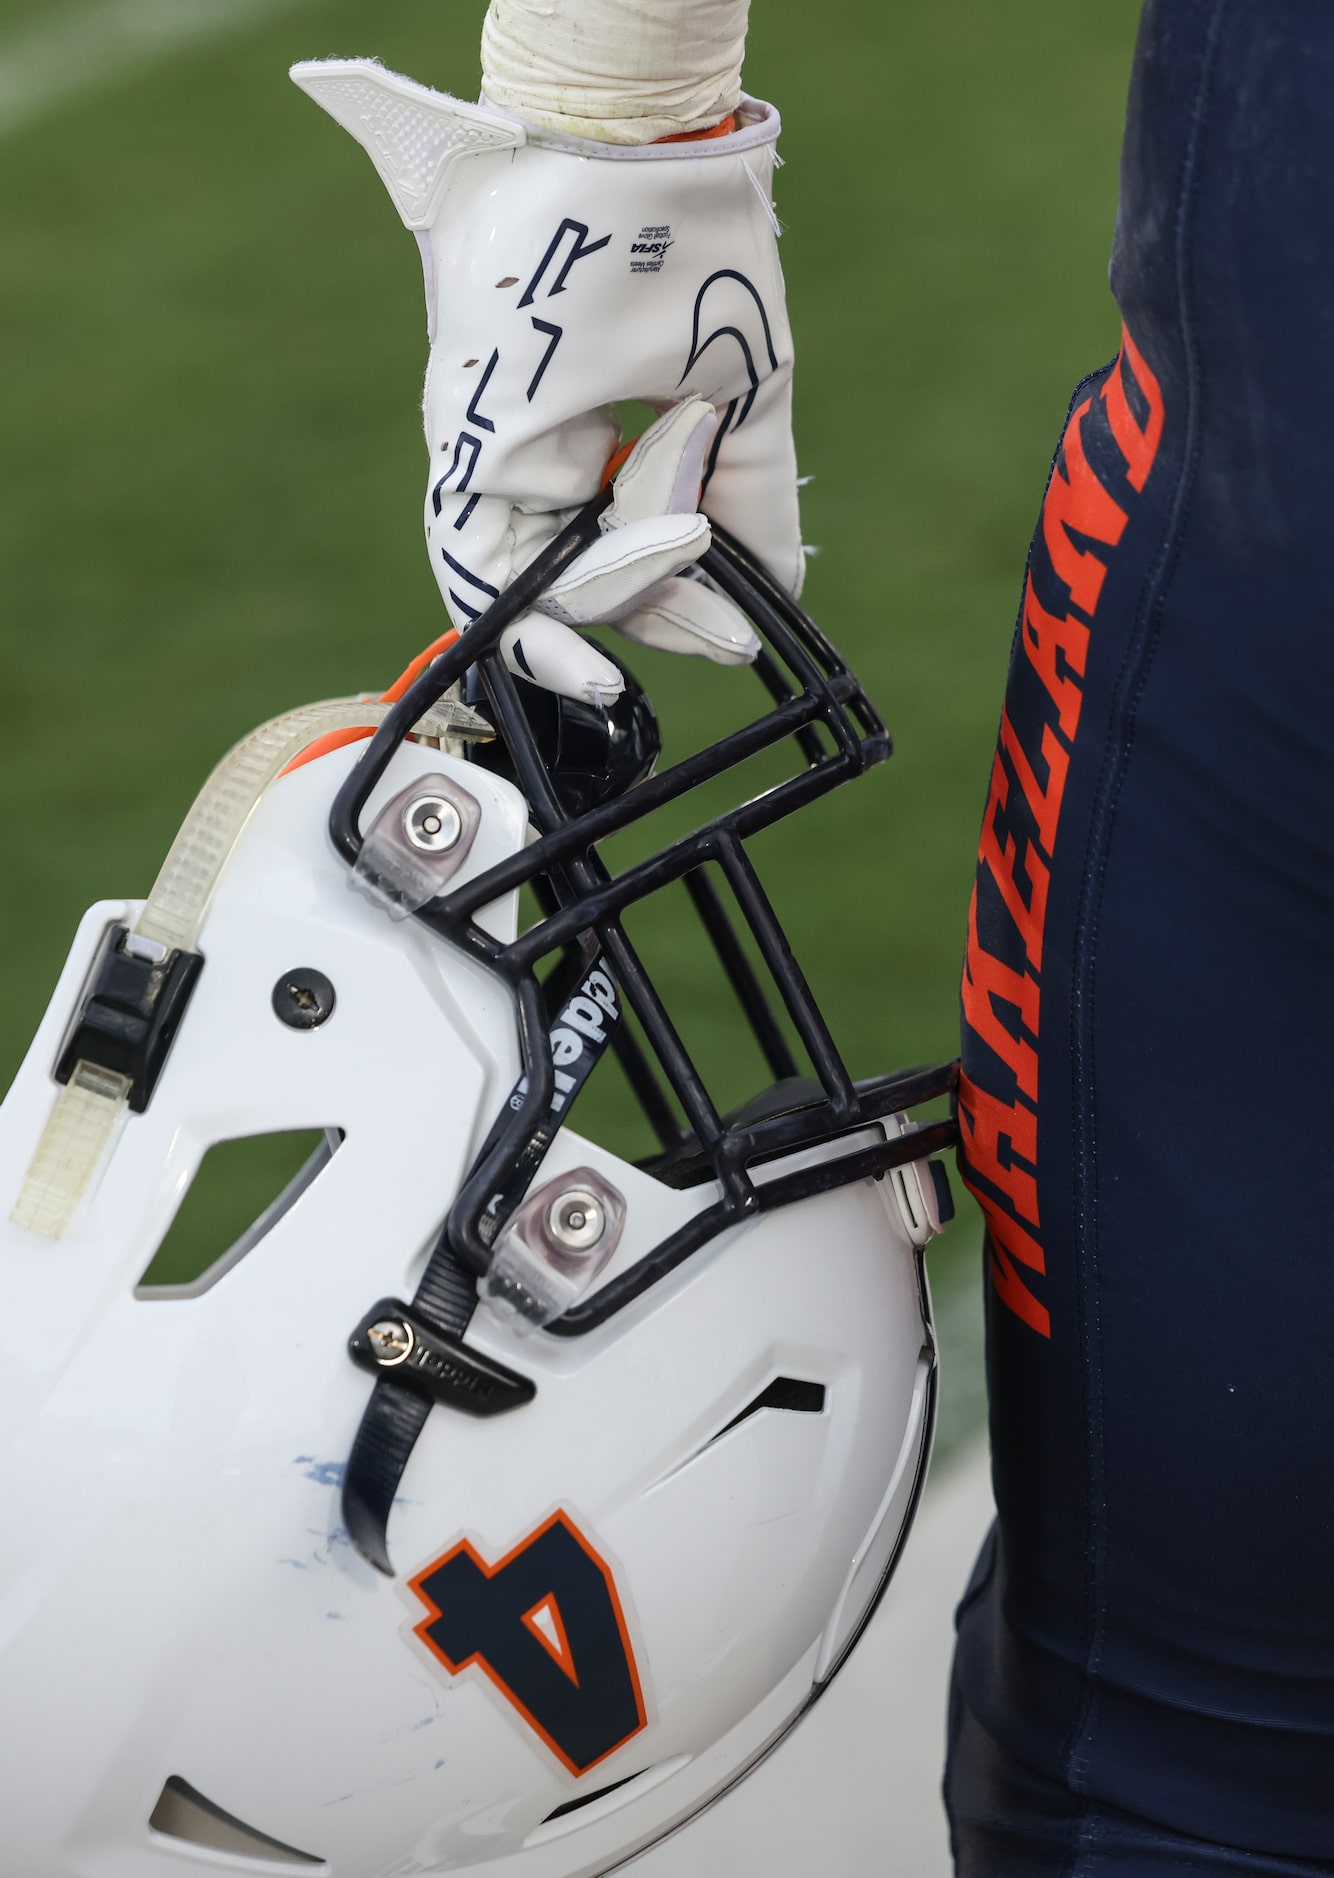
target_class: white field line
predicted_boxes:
[0,0,325,140]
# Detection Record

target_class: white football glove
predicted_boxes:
[291,58,804,704]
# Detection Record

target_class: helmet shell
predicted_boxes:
[0,743,934,1876]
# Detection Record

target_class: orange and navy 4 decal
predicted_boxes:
[408,1510,647,1777]
[959,324,1165,1340]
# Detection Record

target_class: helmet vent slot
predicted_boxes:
[148,1775,326,1867]
[525,1753,692,1846]
[648,1377,830,1492]
[135,1128,342,1299]
[541,1767,643,1824]
[710,1375,827,1443]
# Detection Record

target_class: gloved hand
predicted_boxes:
[488,392,760,699]
[291,58,804,703]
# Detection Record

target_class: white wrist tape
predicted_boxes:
[481,0,751,144]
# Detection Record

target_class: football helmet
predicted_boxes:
[0,502,956,1876]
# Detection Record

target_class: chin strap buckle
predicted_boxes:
[11,923,205,1240]
[348,1297,535,1417]
[54,923,203,1115]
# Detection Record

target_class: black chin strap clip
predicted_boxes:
[348,1298,535,1415]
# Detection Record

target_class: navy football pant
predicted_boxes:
[947,1,1334,1870]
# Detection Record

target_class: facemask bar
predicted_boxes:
[329,494,959,1335]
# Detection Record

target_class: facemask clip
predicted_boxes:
[351,773,481,918]
[482,1167,627,1332]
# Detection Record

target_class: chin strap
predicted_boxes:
[341,1253,479,1578]
[340,951,621,1575]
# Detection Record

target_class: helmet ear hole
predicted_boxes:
[134,1129,342,1299]
[148,1775,324,1866]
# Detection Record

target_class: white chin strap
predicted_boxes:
[481,0,752,144]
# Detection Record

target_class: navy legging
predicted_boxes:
[947,2,1334,1870]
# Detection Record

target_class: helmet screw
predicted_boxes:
[404,794,463,854]
[546,1187,606,1254]
[272,968,336,1030]
[367,1318,414,1365]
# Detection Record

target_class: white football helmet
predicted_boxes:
[0,512,956,1876]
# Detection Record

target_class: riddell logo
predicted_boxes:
[959,325,1165,1339]
[631,225,674,274]
[509,963,619,1115]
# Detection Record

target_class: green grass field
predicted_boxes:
[0,0,1142,1441]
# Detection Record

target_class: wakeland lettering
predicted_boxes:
[959,326,1165,1338]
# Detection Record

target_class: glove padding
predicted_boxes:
[493,398,758,702]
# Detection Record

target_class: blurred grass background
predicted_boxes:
[0,0,1141,1444]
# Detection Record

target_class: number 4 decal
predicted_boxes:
[408,1511,648,1776]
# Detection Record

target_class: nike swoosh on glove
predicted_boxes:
[291,58,804,703]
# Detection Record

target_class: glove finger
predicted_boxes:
[699,366,806,599]
[608,397,718,525]
[615,575,761,667]
[427,487,541,632]
[500,614,625,705]
[538,513,711,627]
